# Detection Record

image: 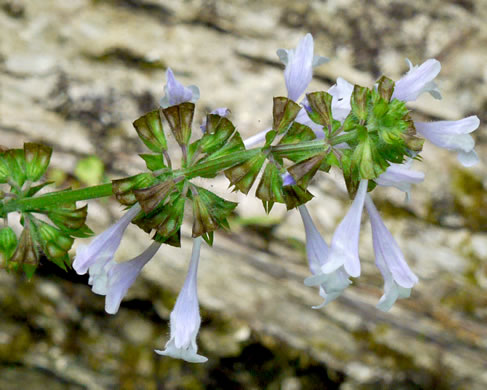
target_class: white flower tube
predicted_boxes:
[155,237,207,363]
[392,59,441,102]
[415,116,480,167]
[277,33,328,102]
[320,179,368,277]
[73,204,141,275]
[93,241,162,315]
[376,160,425,200]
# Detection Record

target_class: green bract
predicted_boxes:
[124,105,246,246]
[0,144,92,276]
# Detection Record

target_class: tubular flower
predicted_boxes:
[306,179,368,289]
[160,68,200,108]
[245,33,327,149]
[376,159,425,200]
[415,116,480,167]
[73,204,141,275]
[364,196,418,311]
[277,33,328,101]
[88,241,162,315]
[299,205,351,308]
[392,59,442,102]
[155,237,207,363]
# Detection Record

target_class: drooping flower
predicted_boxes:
[277,33,328,101]
[73,204,141,275]
[155,237,207,363]
[415,116,480,167]
[298,205,351,307]
[392,59,442,102]
[159,68,200,108]
[364,195,418,311]
[87,241,162,315]
[200,107,230,133]
[306,180,368,289]
[376,159,425,200]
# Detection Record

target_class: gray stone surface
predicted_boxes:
[1,0,486,389]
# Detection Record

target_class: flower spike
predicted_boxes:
[155,237,207,363]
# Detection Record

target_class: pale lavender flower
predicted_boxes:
[392,59,442,102]
[155,237,207,363]
[376,159,425,200]
[160,68,200,108]
[364,196,418,311]
[299,205,351,307]
[73,204,141,275]
[200,107,230,133]
[415,116,480,167]
[277,33,328,101]
[328,77,354,123]
[245,34,327,149]
[88,241,162,315]
[306,180,368,286]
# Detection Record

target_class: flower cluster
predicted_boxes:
[274,34,479,311]
[73,69,210,362]
[68,33,480,366]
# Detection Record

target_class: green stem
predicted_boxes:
[183,149,262,179]
[331,131,356,145]
[270,139,326,157]
[2,183,113,214]
[0,137,335,215]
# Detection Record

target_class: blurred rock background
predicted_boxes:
[1,0,486,389]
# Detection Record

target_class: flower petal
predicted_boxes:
[365,196,418,289]
[328,77,354,122]
[156,237,207,363]
[298,205,329,274]
[73,204,141,275]
[415,116,480,166]
[392,59,441,102]
[279,33,315,101]
[160,68,200,108]
[376,161,424,199]
[321,180,368,277]
[458,149,479,167]
[105,241,161,315]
